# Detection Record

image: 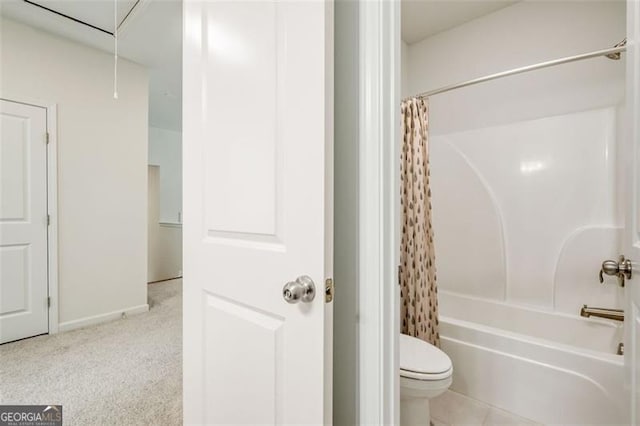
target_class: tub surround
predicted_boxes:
[430,108,626,423]
[431,107,621,313]
[402,0,627,423]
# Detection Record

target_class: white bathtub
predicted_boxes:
[439,291,627,425]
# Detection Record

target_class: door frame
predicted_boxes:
[357,0,400,424]
[625,0,640,421]
[1,96,59,335]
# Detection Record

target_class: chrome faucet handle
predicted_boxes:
[599,255,632,287]
[600,259,618,283]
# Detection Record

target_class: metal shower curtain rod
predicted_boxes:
[410,45,627,99]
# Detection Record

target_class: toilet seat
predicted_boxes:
[400,334,453,381]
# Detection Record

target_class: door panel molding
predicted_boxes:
[204,292,285,424]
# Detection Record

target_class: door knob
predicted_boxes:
[283,275,316,304]
[599,255,632,287]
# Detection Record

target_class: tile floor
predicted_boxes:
[430,390,541,426]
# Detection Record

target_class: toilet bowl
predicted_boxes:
[400,333,453,426]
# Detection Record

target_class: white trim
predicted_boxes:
[0,96,59,335]
[58,303,149,333]
[46,104,59,334]
[324,0,335,423]
[625,0,640,423]
[358,1,400,425]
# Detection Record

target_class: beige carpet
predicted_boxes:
[0,279,182,426]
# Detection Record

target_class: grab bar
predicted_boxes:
[580,305,624,322]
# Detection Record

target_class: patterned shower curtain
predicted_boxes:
[400,97,440,347]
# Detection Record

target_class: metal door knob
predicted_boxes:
[283,275,316,304]
[599,255,632,287]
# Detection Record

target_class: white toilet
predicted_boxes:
[400,333,453,426]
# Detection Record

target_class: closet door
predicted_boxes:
[0,99,49,344]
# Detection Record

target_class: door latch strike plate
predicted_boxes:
[325,278,334,303]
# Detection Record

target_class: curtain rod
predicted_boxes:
[410,45,627,99]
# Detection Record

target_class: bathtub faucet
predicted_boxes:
[580,305,624,322]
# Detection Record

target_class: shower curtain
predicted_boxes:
[400,98,440,347]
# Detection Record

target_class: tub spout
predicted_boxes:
[580,305,624,322]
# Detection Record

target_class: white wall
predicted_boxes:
[404,1,626,313]
[401,40,410,98]
[333,0,359,423]
[148,126,182,224]
[0,18,149,327]
[408,0,626,135]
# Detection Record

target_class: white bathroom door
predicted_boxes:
[182,1,333,425]
[625,0,640,423]
[0,99,49,344]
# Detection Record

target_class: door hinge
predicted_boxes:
[47,214,50,226]
[47,297,51,307]
[325,278,334,303]
[45,132,50,144]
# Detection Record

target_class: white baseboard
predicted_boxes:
[58,304,150,333]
